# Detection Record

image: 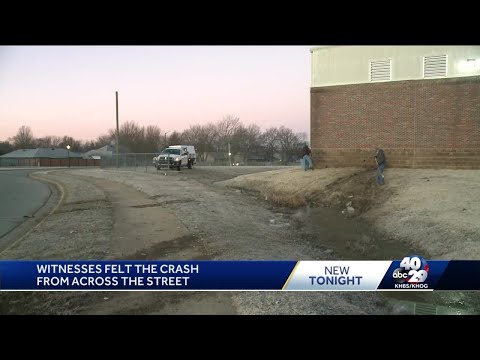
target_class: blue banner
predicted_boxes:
[0,259,480,291]
[435,261,480,290]
[0,260,297,290]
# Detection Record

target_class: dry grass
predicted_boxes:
[220,167,358,208]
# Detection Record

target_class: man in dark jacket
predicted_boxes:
[374,147,386,185]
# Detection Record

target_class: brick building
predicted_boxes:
[310,46,480,169]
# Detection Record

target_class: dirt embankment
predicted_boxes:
[222,167,480,260]
[220,167,390,214]
[221,166,480,314]
[220,167,362,208]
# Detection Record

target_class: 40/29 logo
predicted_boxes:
[393,256,429,284]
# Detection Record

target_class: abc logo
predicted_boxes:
[392,256,429,284]
[392,268,409,283]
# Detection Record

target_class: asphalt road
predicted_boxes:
[0,170,51,238]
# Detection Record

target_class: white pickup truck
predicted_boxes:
[153,145,196,171]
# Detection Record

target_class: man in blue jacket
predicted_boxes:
[302,145,313,171]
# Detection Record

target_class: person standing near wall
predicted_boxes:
[302,144,314,171]
[374,147,386,185]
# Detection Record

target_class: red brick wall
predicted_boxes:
[311,76,480,169]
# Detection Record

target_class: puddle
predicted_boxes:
[291,206,413,260]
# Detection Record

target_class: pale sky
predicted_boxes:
[0,46,311,142]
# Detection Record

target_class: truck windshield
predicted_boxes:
[161,149,181,155]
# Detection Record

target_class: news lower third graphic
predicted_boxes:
[0,257,480,291]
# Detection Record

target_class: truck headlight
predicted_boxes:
[174,157,180,161]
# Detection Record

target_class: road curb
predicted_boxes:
[0,172,65,256]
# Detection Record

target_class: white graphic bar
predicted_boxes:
[284,261,392,291]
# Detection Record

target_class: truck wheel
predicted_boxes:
[188,160,192,169]
[177,162,181,171]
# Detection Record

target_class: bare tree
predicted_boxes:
[58,136,82,152]
[96,133,115,148]
[10,125,35,149]
[144,125,162,153]
[120,121,145,152]
[182,123,217,161]
[51,136,62,147]
[181,125,202,146]
[103,121,145,153]
[95,122,157,153]
[201,123,218,161]
[166,131,183,147]
[0,141,14,155]
[277,126,301,163]
[36,135,112,153]
[230,124,261,161]
[34,135,62,148]
[213,115,241,153]
[81,140,97,153]
[217,115,241,138]
[259,127,280,162]
[296,132,308,144]
[35,136,53,148]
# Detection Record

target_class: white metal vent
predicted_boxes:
[370,60,391,82]
[423,55,447,78]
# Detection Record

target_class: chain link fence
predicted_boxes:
[100,153,159,172]
[100,153,298,171]
[0,153,299,170]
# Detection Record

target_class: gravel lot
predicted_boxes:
[1,165,479,314]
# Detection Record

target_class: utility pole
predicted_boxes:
[115,91,119,168]
[228,142,231,166]
[66,145,71,168]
